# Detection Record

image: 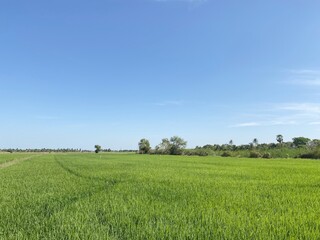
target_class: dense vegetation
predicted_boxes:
[2,135,319,160]
[0,148,134,153]
[138,135,320,159]
[1,153,320,239]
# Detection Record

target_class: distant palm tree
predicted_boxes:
[276,134,283,144]
[252,138,258,147]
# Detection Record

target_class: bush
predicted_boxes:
[300,148,320,159]
[182,149,194,156]
[300,153,315,159]
[148,149,156,155]
[249,151,261,158]
[196,149,210,156]
[221,151,232,157]
[183,149,211,156]
[262,152,272,159]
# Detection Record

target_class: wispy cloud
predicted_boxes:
[229,69,320,128]
[276,103,320,114]
[230,120,297,128]
[309,122,320,125]
[290,79,320,86]
[230,102,320,128]
[230,122,261,128]
[287,69,320,75]
[285,69,320,86]
[268,120,297,126]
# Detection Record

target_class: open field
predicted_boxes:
[1,153,320,239]
[0,153,36,165]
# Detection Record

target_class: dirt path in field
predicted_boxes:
[0,155,39,169]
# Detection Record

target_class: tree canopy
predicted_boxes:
[276,134,284,144]
[154,136,187,155]
[293,137,310,147]
[138,139,151,154]
[94,145,102,153]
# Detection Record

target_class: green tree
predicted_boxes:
[155,136,187,155]
[138,138,151,154]
[94,145,102,153]
[169,136,187,155]
[307,139,320,149]
[293,137,310,147]
[276,134,284,144]
[228,140,235,150]
[155,138,171,154]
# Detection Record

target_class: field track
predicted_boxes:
[0,155,38,169]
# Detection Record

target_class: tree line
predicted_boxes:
[2,135,319,159]
[0,148,90,153]
[138,135,320,159]
[0,147,135,153]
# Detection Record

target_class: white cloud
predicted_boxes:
[268,120,297,126]
[285,69,320,87]
[230,120,297,128]
[287,69,320,75]
[276,103,320,114]
[230,102,320,128]
[290,79,320,86]
[229,68,320,129]
[309,122,320,125]
[230,122,261,128]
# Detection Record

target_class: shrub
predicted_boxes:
[196,149,209,156]
[300,153,314,159]
[182,149,194,156]
[148,149,156,155]
[249,151,261,158]
[300,148,320,159]
[183,149,210,156]
[221,151,232,157]
[262,152,272,159]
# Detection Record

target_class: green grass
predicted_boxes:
[0,153,34,164]
[1,153,320,239]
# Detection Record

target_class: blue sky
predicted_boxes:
[1,0,320,150]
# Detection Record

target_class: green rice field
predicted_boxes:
[1,153,320,239]
[0,153,34,164]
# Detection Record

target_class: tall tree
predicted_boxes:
[155,138,171,154]
[252,138,258,148]
[276,134,284,144]
[228,140,234,151]
[138,139,151,154]
[169,136,187,155]
[94,145,101,153]
[155,136,187,155]
[292,137,310,147]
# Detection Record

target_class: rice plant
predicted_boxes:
[1,153,320,239]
